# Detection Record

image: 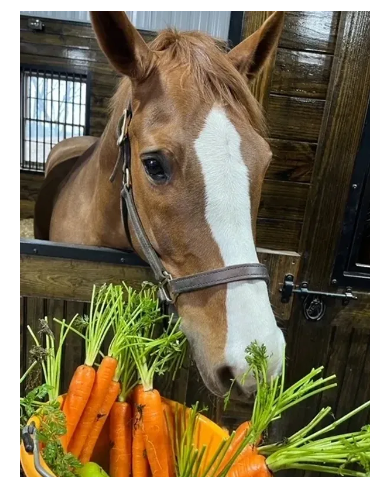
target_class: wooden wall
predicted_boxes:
[20,13,337,252]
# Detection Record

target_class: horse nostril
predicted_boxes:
[216,365,235,391]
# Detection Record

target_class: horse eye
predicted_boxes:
[142,155,168,184]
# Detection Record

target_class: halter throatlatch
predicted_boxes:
[116,105,270,304]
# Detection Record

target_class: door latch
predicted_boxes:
[280,274,357,321]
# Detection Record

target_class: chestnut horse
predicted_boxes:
[34,11,285,397]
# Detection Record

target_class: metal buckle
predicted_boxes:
[158,271,176,304]
[125,168,131,189]
[117,108,131,146]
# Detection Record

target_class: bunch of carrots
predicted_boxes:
[23,283,369,477]
[58,283,186,477]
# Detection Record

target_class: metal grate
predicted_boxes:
[20,65,89,172]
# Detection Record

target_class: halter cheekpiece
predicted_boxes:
[114,105,270,304]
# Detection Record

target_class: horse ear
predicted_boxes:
[227,11,284,81]
[90,11,152,79]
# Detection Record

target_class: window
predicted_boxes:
[332,104,370,289]
[20,66,89,172]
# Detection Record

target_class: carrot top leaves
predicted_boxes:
[262,402,370,476]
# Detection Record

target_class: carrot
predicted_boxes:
[132,386,151,477]
[227,452,271,477]
[109,401,132,477]
[79,379,121,463]
[68,356,118,457]
[61,365,96,448]
[219,421,251,472]
[60,285,119,447]
[138,385,169,477]
[163,402,176,476]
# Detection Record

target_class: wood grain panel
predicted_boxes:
[260,180,309,221]
[272,48,333,99]
[267,139,316,183]
[242,11,278,111]
[280,11,340,53]
[257,217,302,251]
[332,293,369,329]
[299,11,370,287]
[257,248,300,321]
[267,94,325,142]
[20,254,153,301]
[20,15,156,43]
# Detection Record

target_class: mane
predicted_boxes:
[110,29,266,136]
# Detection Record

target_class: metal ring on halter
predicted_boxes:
[125,168,131,188]
[158,271,177,304]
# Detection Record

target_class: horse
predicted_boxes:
[34,11,286,398]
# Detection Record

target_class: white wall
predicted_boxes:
[20,11,231,40]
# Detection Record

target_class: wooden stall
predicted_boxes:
[20,12,369,475]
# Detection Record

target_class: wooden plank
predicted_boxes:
[334,329,369,431]
[318,326,353,413]
[280,11,340,54]
[259,179,309,222]
[24,297,46,392]
[21,41,111,67]
[256,217,302,252]
[20,255,153,301]
[20,15,157,43]
[20,52,111,76]
[347,345,370,431]
[267,94,325,142]
[20,172,44,201]
[298,11,370,288]
[271,49,333,99]
[266,139,316,183]
[257,248,301,321]
[332,293,369,329]
[242,12,278,111]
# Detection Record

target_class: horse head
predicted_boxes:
[89,11,286,397]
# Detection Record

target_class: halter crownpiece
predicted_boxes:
[117,104,270,304]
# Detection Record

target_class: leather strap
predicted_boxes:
[169,264,269,295]
[117,105,270,304]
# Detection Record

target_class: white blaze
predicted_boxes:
[194,106,284,381]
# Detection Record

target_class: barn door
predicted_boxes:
[278,10,370,464]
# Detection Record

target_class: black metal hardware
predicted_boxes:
[280,274,357,321]
[27,18,44,31]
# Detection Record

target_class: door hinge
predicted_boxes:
[279,274,357,322]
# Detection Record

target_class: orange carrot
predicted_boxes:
[162,402,175,476]
[79,379,121,463]
[138,385,169,477]
[60,365,96,448]
[132,386,151,477]
[109,401,132,477]
[219,421,251,472]
[91,417,110,474]
[227,452,272,477]
[68,356,117,457]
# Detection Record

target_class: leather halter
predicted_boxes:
[114,106,270,304]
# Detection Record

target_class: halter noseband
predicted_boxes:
[115,105,270,304]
